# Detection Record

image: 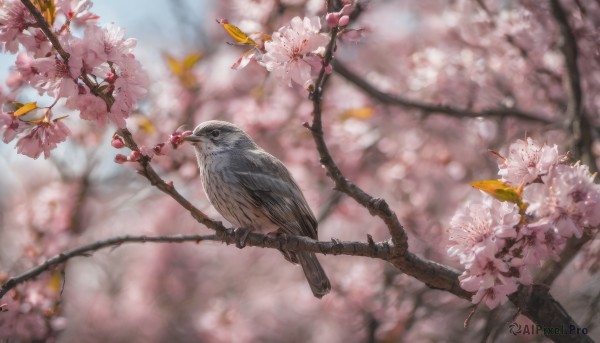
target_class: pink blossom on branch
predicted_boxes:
[0,0,37,53]
[450,137,600,310]
[2,2,148,156]
[447,196,519,267]
[56,0,99,26]
[524,163,600,239]
[497,137,561,186]
[0,110,27,143]
[15,117,70,159]
[262,16,329,88]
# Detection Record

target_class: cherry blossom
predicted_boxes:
[15,118,70,159]
[524,163,600,238]
[262,16,329,87]
[447,196,519,266]
[56,0,98,26]
[0,110,26,143]
[0,1,36,53]
[497,137,561,186]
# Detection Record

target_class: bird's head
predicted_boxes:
[183,120,257,155]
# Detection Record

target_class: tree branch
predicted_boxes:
[332,60,555,124]
[307,25,408,255]
[0,232,394,299]
[550,0,594,172]
[534,0,597,290]
[509,285,594,343]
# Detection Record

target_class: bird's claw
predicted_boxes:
[234,227,251,249]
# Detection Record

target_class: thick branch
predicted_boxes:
[333,60,554,124]
[550,0,595,172]
[534,0,597,291]
[510,285,594,343]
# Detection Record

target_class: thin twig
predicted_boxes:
[332,60,555,124]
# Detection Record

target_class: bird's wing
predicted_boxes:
[226,149,318,239]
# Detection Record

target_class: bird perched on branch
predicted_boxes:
[183,120,331,298]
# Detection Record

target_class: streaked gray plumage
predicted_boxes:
[184,120,331,298]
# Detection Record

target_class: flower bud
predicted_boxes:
[111,136,125,149]
[129,150,141,162]
[326,13,340,28]
[114,154,128,164]
[338,15,350,27]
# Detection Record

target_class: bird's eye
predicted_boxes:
[210,129,220,138]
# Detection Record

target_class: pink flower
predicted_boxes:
[77,24,137,69]
[15,118,70,159]
[0,0,36,53]
[27,55,80,97]
[0,110,26,143]
[56,0,98,27]
[459,256,518,309]
[498,137,560,186]
[262,17,330,87]
[109,56,149,128]
[448,196,519,266]
[517,222,565,264]
[65,25,147,128]
[463,276,518,309]
[524,163,600,238]
[65,92,111,125]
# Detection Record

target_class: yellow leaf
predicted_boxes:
[183,52,204,70]
[218,19,256,45]
[48,270,62,293]
[34,0,56,25]
[470,180,522,204]
[165,54,183,76]
[340,107,374,121]
[165,52,202,89]
[134,115,155,134]
[13,102,38,117]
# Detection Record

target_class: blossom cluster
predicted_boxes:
[262,16,330,88]
[448,138,600,309]
[222,15,331,88]
[0,0,148,159]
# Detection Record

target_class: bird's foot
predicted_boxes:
[234,227,252,249]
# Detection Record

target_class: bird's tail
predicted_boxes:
[296,252,331,298]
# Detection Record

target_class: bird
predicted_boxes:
[183,120,331,298]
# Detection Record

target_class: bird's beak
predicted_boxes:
[182,135,202,143]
